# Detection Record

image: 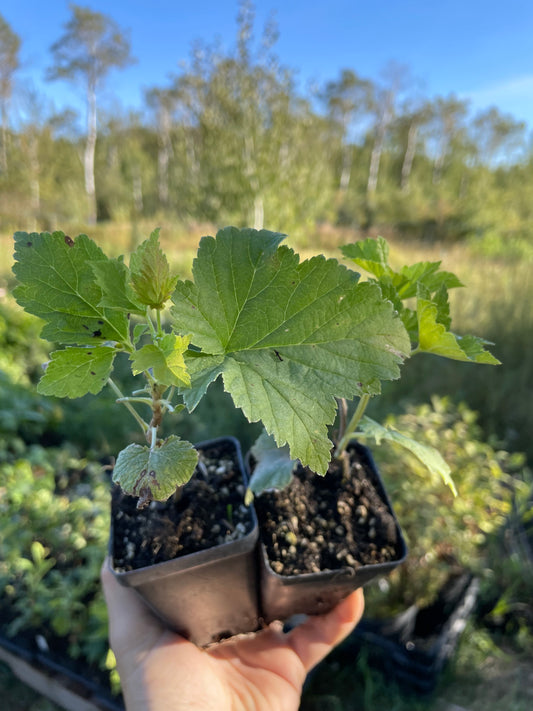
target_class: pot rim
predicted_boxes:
[110,435,259,584]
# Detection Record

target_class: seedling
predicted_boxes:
[12,227,499,507]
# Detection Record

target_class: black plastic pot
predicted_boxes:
[109,436,260,647]
[348,572,479,693]
[255,441,408,624]
[0,631,125,711]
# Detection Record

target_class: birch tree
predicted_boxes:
[145,87,176,209]
[366,64,411,196]
[322,69,372,191]
[46,5,134,224]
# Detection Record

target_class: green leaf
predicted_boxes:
[357,416,457,494]
[181,351,225,410]
[245,431,298,504]
[417,295,500,364]
[172,227,410,474]
[133,323,149,345]
[398,262,463,299]
[343,239,463,300]
[91,256,145,315]
[130,333,191,387]
[341,236,392,279]
[430,284,452,331]
[37,346,116,398]
[112,436,198,504]
[129,228,178,309]
[12,231,129,345]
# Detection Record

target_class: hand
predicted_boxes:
[101,558,364,711]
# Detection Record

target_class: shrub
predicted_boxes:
[365,396,530,617]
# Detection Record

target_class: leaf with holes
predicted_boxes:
[12,231,129,345]
[38,346,116,398]
[112,436,198,505]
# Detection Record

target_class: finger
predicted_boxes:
[286,588,364,672]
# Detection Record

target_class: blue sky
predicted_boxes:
[4,0,533,130]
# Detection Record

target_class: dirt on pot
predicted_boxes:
[112,439,255,571]
[255,444,402,576]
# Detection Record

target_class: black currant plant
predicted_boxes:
[12,227,499,508]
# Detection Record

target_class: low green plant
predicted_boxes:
[0,440,113,679]
[362,396,530,613]
[11,227,498,506]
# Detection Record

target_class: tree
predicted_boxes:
[366,63,411,196]
[0,13,20,174]
[471,107,526,165]
[429,95,469,185]
[46,4,134,224]
[145,86,178,210]
[392,99,433,193]
[321,69,372,191]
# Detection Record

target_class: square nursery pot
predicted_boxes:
[109,436,260,646]
[347,571,480,694]
[253,441,408,624]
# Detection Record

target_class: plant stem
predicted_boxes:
[334,393,371,457]
[145,306,157,339]
[116,396,154,407]
[107,378,149,436]
[336,397,348,440]
[156,308,163,337]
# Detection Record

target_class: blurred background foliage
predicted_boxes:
[1,2,532,709]
[0,3,533,254]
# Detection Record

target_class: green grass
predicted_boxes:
[301,622,533,711]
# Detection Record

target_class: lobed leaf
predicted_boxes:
[12,231,129,345]
[129,228,178,309]
[171,227,410,474]
[91,256,145,315]
[341,236,391,278]
[343,235,499,366]
[357,416,456,494]
[130,333,191,387]
[112,436,198,505]
[417,296,500,364]
[37,346,116,398]
[245,431,298,503]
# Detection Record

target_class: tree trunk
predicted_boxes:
[367,105,391,195]
[157,105,172,208]
[132,168,143,213]
[339,146,352,191]
[0,102,8,175]
[401,121,418,193]
[85,80,97,224]
[28,132,40,223]
[367,128,384,195]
